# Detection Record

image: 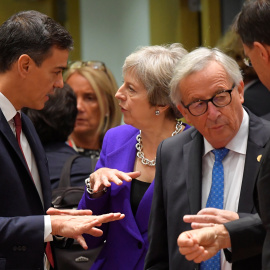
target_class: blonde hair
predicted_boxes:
[64,63,122,141]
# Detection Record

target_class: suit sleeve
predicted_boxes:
[256,139,270,269]
[0,216,45,264]
[144,142,169,269]
[223,214,264,262]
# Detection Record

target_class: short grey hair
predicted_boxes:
[170,47,243,106]
[123,43,188,118]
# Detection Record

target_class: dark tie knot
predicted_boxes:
[212,147,229,162]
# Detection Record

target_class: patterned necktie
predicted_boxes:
[200,147,229,270]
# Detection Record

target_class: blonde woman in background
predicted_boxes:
[64,61,122,163]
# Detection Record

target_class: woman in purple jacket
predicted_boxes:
[78,44,190,270]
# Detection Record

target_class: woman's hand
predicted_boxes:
[89,168,141,194]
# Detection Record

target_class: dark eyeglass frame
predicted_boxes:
[181,84,236,116]
[243,57,252,67]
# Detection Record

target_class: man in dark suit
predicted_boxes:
[144,47,270,270]
[177,1,270,269]
[0,10,124,270]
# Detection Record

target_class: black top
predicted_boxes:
[76,147,100,159]
[130,178,151,216]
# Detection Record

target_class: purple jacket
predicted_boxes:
[78,123,190,270]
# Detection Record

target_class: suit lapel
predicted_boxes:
[184,130,204,214]
[0,110,32,177]
[21,113,52,210]
[238,110,270,213]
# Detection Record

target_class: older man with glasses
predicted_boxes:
[177,1,270,269]
[144,47,270,270]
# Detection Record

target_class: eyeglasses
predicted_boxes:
[181,84,235,116]
[243,57,252,67]
[66,60,112,82]
[67,60,108,72]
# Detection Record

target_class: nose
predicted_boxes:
[54,74,64,89]
[76,97,85,112]
[115,84,126,100]
[206,101,221,120]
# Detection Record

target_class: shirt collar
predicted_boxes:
[204,109,249,155]
[0,92,20,121]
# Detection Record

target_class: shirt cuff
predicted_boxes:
[44,215,53,242]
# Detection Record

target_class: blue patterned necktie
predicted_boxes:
[200,147,229,270]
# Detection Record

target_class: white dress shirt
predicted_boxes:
[202,109,249,270]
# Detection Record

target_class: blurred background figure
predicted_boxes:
[64,61,122,163]
[78,44,190,270]
[24,83,92,189]
[216,28,270,120]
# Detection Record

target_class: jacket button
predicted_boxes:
[138,241,142,249]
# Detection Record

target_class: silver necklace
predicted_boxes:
[135,119,183,167]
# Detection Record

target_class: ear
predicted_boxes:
[17,54,32,78]
[156,104,170,115]
[177,103,192,125]
[236,81,245,104]
[254,42,270,64]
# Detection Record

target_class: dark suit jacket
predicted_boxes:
[243,79,270,119]
[145,109,270,270]
[0,110,52,269]
[256,137,270,269]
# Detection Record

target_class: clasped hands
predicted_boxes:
[178,208,238,263]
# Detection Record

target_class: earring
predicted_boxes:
[155,110,160,116]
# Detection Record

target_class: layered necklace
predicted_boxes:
[135,119,183,167]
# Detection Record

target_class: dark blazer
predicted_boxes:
[145,109,270,270]
[44,142,92,190]
[243,79,270,119]
[0,110,51,269]
[256,137,270,269]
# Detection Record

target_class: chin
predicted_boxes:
[29,103,45,111]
